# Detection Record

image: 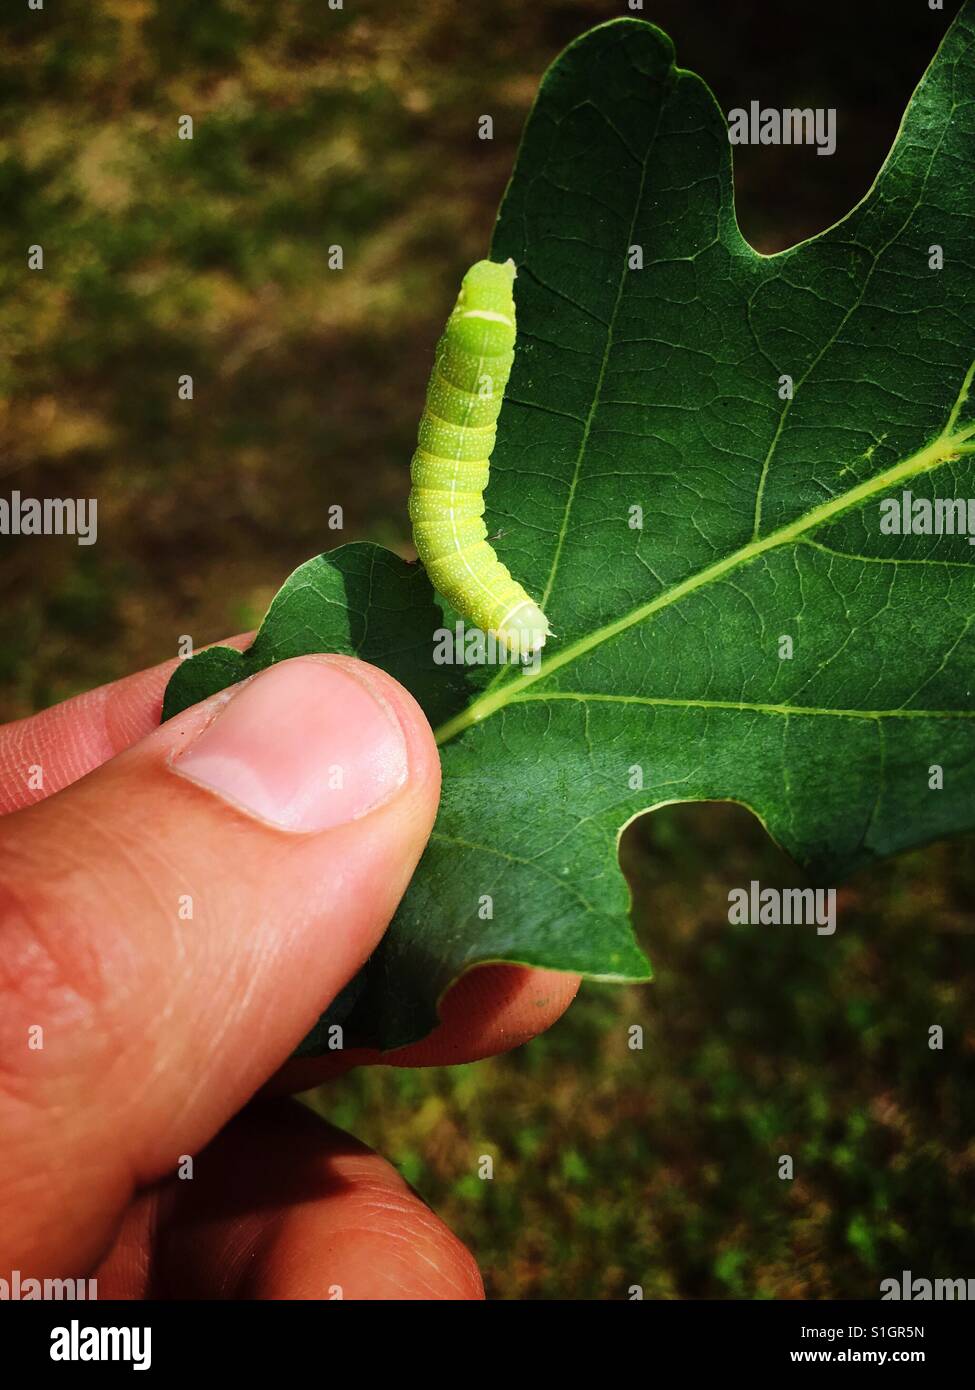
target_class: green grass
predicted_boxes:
[307,804,975,1298]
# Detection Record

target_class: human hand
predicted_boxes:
[0,646,578,1298]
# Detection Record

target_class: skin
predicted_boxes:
[0,638,579,1299]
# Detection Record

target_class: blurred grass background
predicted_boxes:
[1,0,972,1297]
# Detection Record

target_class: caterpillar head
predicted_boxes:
[452,259,517,356]
[496,599,550,658]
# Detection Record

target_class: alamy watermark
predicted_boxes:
[727,102,836,156]
[881,1271,975,1300]
[0,492,97,545]
[728,880,836,935]
[1,1269,97,1299]
[433,620,543,674]
[50,1320,151,1372]
[879,491,975,543]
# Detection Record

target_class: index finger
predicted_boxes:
[0,635,254,815]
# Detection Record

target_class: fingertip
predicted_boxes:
[431,962,582,1062]
[150,1103,484,1301]
[271,964,582,1091]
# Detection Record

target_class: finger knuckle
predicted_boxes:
[0,842,111,1082]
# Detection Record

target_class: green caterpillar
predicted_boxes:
[408,258,551,657]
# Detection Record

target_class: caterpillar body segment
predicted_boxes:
[408,258,552,657]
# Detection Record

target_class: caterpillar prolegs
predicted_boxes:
[408,258,552,657]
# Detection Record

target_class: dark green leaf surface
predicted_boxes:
[165,11,975,1050]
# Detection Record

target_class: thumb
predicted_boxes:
[0,654,440,1275]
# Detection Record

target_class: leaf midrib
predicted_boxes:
[434,411,975,746]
